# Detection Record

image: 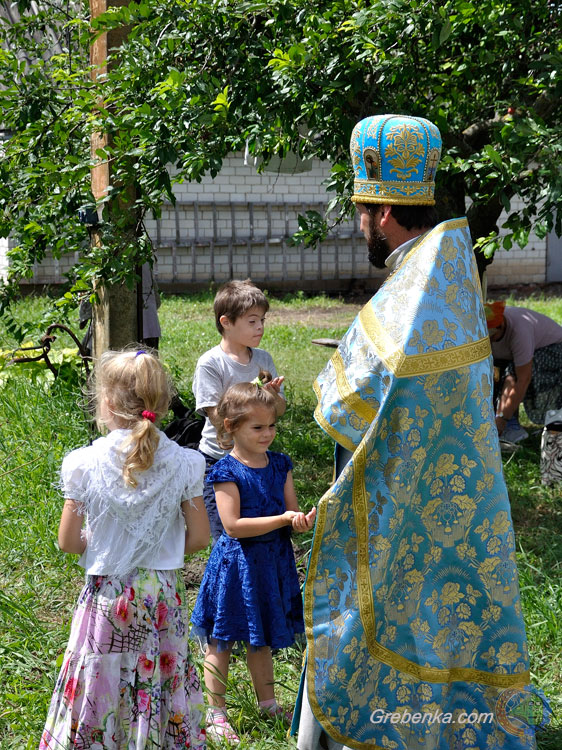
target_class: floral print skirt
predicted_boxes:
[40,568,206,749]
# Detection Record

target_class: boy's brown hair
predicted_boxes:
[214,279,269,334]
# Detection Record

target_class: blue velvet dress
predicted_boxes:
[190,452,304,650]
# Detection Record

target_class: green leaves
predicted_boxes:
[291,210,329,249]
[212,86,230,116]
[438,18,452,46]
[0,0,560,328]
[483,145,503,169]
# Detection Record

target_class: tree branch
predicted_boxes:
[461,117,500,150]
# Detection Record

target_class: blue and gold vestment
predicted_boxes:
[304,218,542,750]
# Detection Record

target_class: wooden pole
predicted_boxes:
[89,0,139,358]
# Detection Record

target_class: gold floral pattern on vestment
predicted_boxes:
[306,218,536,750]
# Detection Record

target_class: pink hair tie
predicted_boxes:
[142,410,156,423]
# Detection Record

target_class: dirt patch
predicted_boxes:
[266,283,562,327]
[183,554,208,587]
[266,304,362,327]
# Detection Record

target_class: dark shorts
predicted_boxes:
[504,341,562,424]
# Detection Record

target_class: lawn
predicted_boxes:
[0,290,560,749]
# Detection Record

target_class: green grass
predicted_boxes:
[502,292,562,323]
[0,291,561,748]
[0,377,90,749]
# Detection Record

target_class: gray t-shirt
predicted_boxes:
[193,344,282,459]
[491,306,562,366]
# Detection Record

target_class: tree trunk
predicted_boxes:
[466,194,504,280]
[90,0,139,359]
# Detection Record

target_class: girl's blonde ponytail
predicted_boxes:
[94,349,173,487]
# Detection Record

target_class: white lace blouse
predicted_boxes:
[60,429,205,577]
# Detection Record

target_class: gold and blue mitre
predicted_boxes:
[350,114,442,205]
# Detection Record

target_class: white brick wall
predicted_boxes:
[150,237,381,286]
[0,237,9,279]
[484,196,546,286]
[6,153,547,288]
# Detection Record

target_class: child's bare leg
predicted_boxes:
[204,641,232,707]
[246,645,275,702]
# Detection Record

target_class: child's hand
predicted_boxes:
[282,510,299,526]
[263,376,284,394]
[291,507,316,532]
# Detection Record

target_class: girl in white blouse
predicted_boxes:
[40,349,209,750]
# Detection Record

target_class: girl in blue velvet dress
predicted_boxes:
[191,374,316,743]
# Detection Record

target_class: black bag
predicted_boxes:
[164,398,204,449]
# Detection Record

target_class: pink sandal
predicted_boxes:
[206,711,240,744]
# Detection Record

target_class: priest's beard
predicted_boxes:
[367,213,391,269]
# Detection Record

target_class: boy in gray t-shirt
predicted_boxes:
[192,280,285,541]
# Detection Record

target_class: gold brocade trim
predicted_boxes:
[304,459,384,750]
[371,639,531,688]
[359,304,491,378]
[352,441,377,636]
[353,177,435,187]
[351,195,436,206]
[411,216,469,243]
[304,467,332,737]
[352,178,435,206]
[353,178,433,191]
[331,350,378,425]
[303,479,328,644]
[313,380,357,453]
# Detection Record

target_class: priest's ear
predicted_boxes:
[379,205,393,227]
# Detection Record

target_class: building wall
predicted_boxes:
[9,152,548,289]
[481,196,547,287]
[0,236,10,280]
